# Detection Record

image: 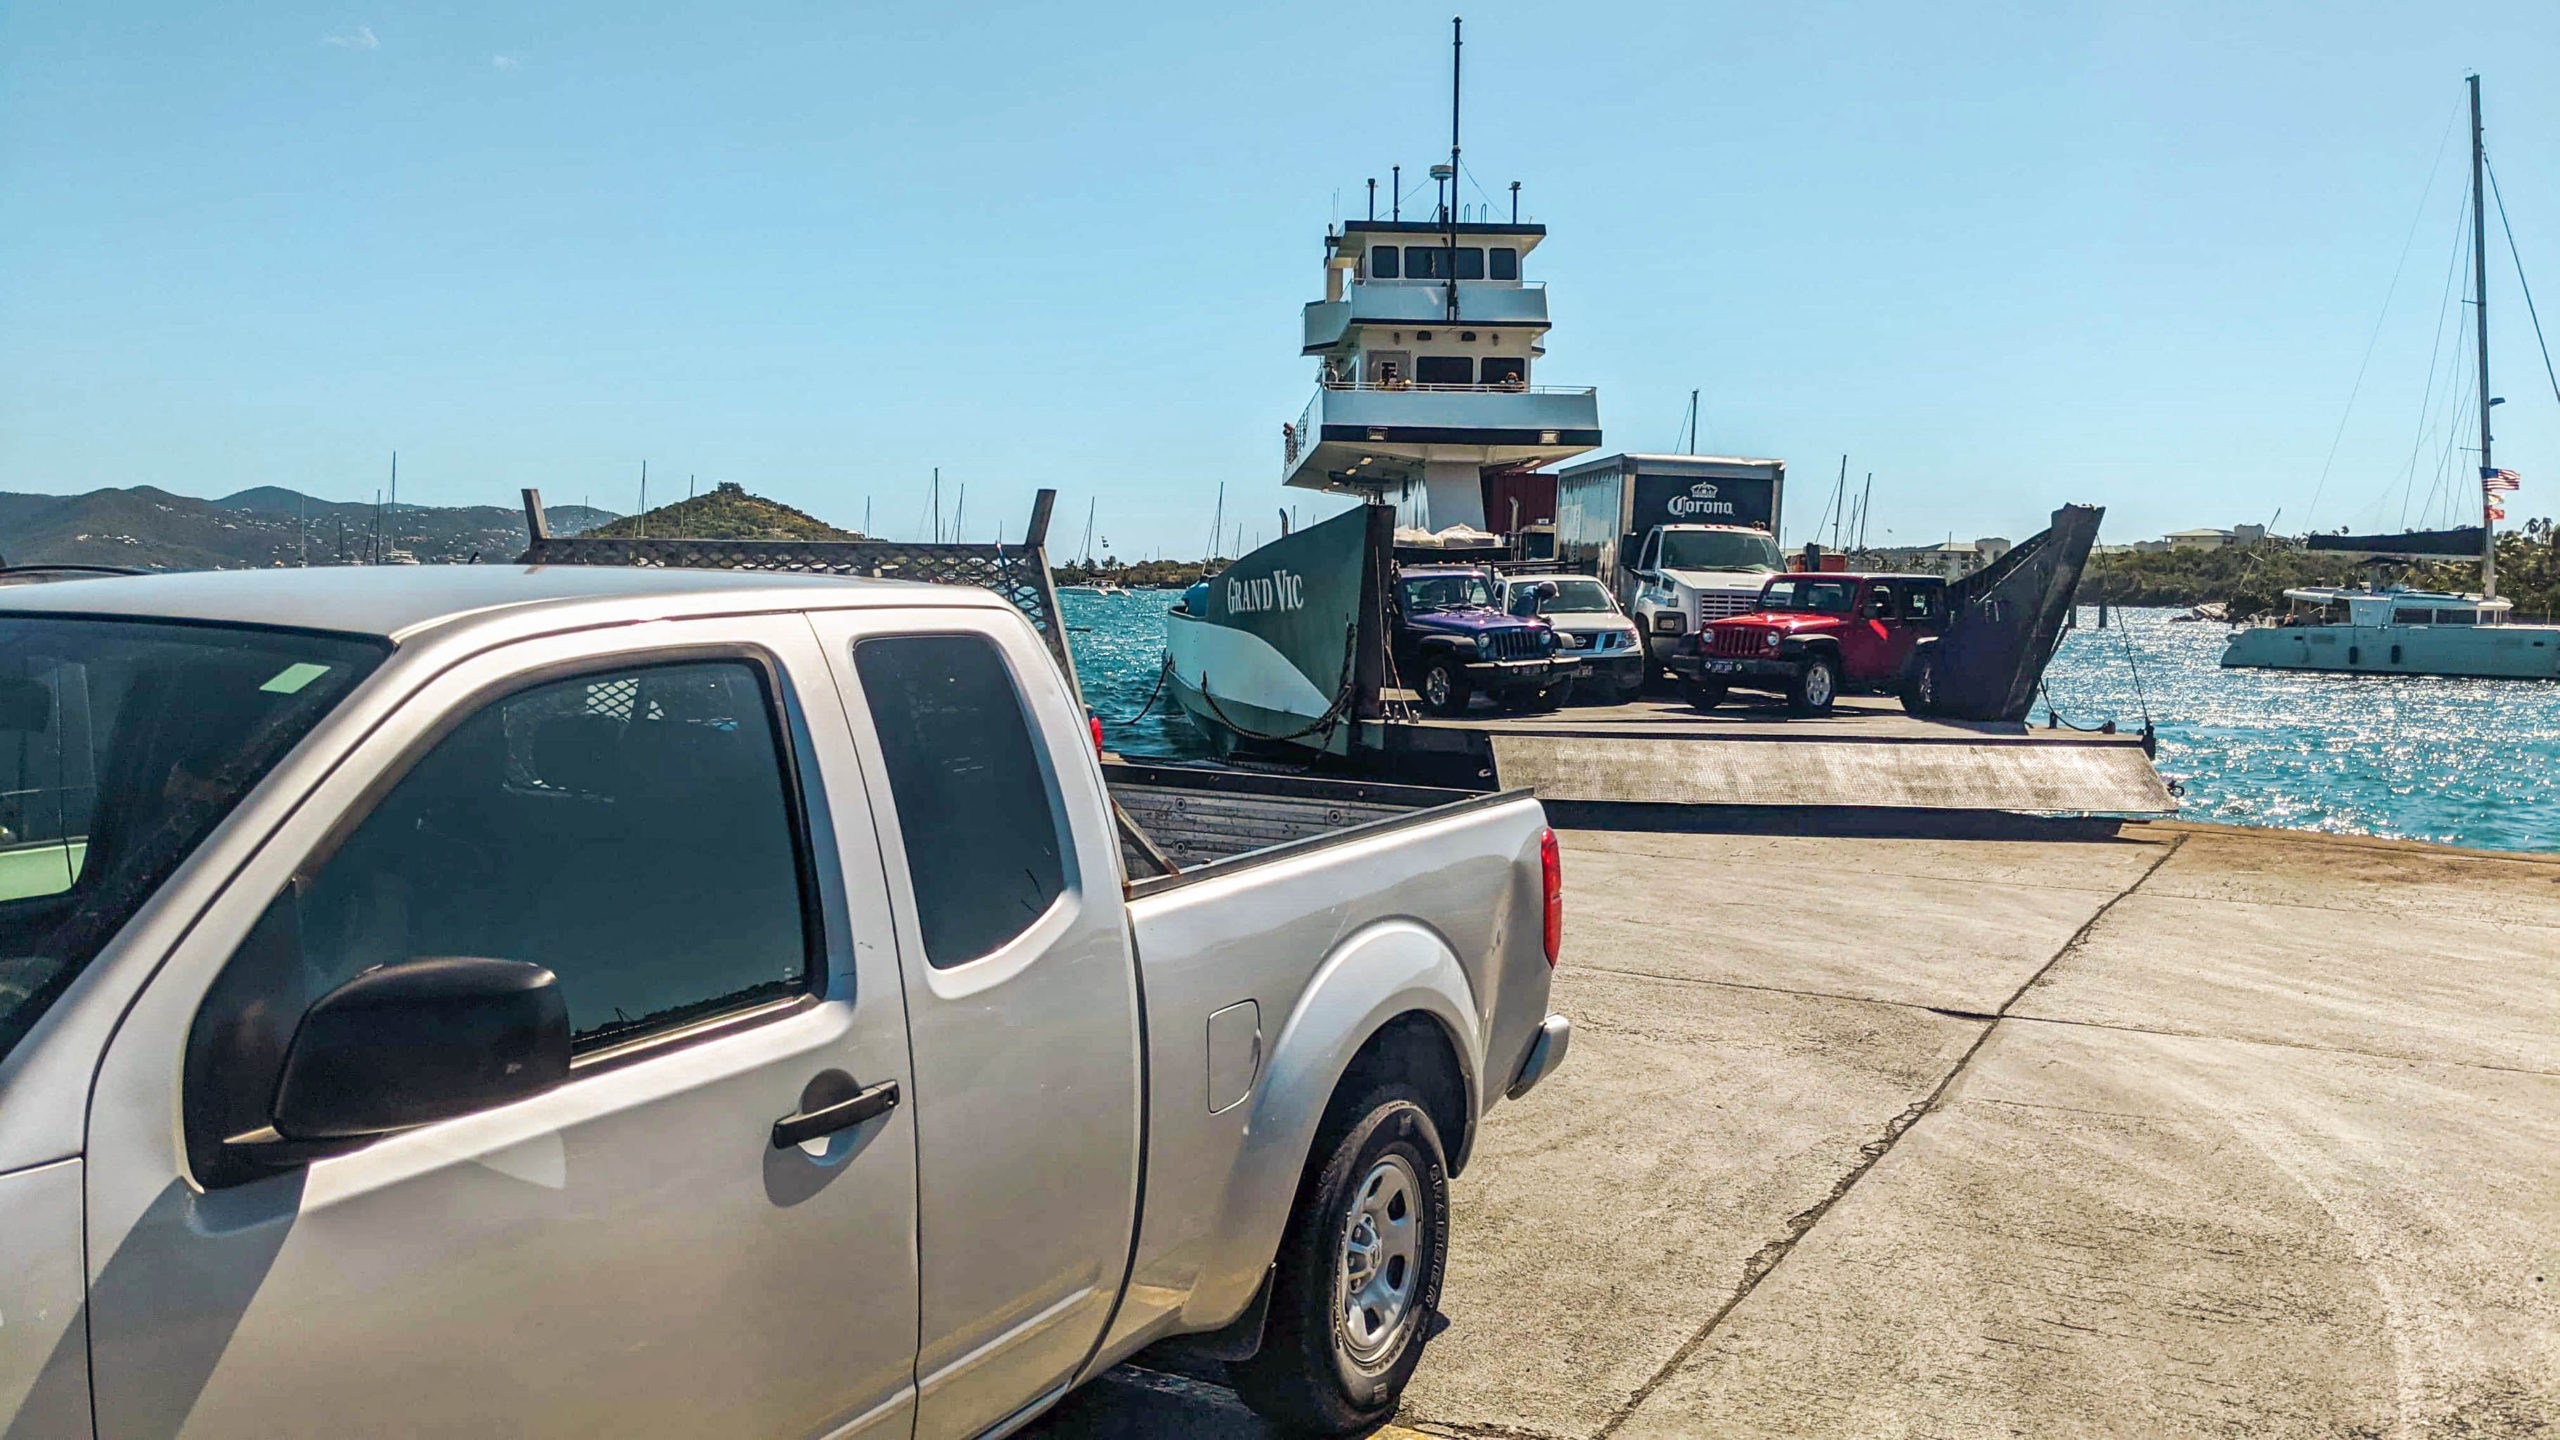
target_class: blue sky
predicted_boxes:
[3,1,2555,556]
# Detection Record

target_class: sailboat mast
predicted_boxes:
[2470,73,2497,600]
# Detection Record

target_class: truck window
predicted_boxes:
[0,619,385,1067]
[289,660,816,1052]
[853,634,1068,969]
[1758,578,1858,614]
[1903,586,1938,623]
[1657,530,1786,573]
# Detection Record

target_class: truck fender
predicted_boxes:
[1180,918,1483,1330]
[1901,636,1941,682]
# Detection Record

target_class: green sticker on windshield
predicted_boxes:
[259,662,333,695]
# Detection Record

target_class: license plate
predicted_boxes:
[1704,659,1741,674]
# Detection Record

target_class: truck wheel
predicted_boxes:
[1901,651,1942,716]
[1531,677,1573,711]
[1229,1083,1449,1435]
[1681,680,1728,710]
[1418,659,1470,717]
[1789,655,1839,716]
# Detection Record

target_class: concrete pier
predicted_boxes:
[1030,819,2560,1438]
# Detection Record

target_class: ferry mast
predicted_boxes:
[1280,19,1601,532]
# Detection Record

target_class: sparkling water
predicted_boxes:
[1067,590,2560,854]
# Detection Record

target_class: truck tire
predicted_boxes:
[1228,1082,1450,1435]
[1789,654,1840,716]
[1681,679,1728,710]
[1417,658,1470,717]
[1529,677,1573,711]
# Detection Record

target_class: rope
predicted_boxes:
[1196,622,1363,744]
[2487,157,2560,416]
[1104,652,1175,726]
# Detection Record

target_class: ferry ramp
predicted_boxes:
[1371,693,2173,814]
[1026,818,2560,1439]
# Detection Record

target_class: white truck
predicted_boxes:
[1549,453,1787,680]
[0,567,1568,1439]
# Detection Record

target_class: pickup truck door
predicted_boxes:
[79,619,923,1440]
[809,608,1143,1440]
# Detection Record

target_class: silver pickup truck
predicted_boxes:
[0,567,1568,1440]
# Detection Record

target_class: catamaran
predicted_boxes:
[2224,74,2557,681]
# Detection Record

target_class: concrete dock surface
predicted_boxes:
[1028,819,2560,1439]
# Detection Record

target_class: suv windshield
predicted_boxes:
[1518,579,1617,615]
[1401,573,1495,613]
[1758,578,1860,615]
[1657,530,1784,573]
[0,617,385,1063]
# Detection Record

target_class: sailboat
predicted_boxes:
[2224,75,2558,680]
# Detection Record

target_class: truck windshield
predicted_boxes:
[1521,579,1617,615]
[0,617,385,1064]
[1401,574,1495,612]
[1758,578,1860,614]
[1657,530,1784,573]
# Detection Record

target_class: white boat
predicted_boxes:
[2224,75,2554,683]
[2222,587,2560,678]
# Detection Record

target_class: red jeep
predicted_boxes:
[1665,572,1947,715]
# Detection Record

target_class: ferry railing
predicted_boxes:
[516,487,1082,703]
[1316,379,1597,396]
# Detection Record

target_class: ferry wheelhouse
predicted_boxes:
[1283,218,1600,533]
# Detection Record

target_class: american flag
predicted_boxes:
[2482,467,2522,492]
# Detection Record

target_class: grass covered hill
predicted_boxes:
[2081,521,2560,622]
[578,484,864,542]
[0,486,616,570]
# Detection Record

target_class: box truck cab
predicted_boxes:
[1550,454,1787,680]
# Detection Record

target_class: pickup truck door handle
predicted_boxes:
[770,1080,901,1149]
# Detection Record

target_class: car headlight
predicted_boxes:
[1763,630,1782,650]
[1475,633,1493,656]
[1651,612,1686,636]
[1541,629,1557,654]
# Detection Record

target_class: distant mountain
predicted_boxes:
[0,487,619,571]
[579,483,866,542]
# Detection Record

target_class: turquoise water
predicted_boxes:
[1066,591,2560,854]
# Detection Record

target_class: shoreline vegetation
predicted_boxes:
[2079,523,2558,621]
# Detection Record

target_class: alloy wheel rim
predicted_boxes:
[1335,1154,1423,1365]
[1425,669,1451,707]
[1808,664,1835,707]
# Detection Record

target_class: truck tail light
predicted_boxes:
[1089,712,1105,760]
[1539,828,1563,967]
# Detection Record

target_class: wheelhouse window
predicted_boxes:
[1481,356,1525,387]
[1405,246,1445,280]
[1452,247,1484,279]
[1414,355,1473,386]
[1368,245,1400,279]
[2435,609,2477,625]
[1489,247,1519,280]
[2393,608,2433,625]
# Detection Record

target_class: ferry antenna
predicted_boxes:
[1447,15,1463,322]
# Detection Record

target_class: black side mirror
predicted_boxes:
[271,957,570,1142]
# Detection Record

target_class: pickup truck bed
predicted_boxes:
[1108,760,1499,879]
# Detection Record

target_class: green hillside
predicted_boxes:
[579,484,864,542]
[0,486,617,570]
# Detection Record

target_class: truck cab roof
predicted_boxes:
[0,565,987,644]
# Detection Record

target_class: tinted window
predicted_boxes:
[1405,246,1445,280]
[1369,245,1399,279]
[1481,356,1525,387]
[293,661,813,1050]
[1401,573,1496,612]
[1452,247,1484,279]
[2393,608,2432,625]
[2436,609,2476,625]
[855,635,1067,968]
[0,620,384,1064]
[1489,247,1519,280]
[1904,587,1939,622]
[1658,529,1787,572]
[1759,579,1859,614]
[1415,355,1473,385]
